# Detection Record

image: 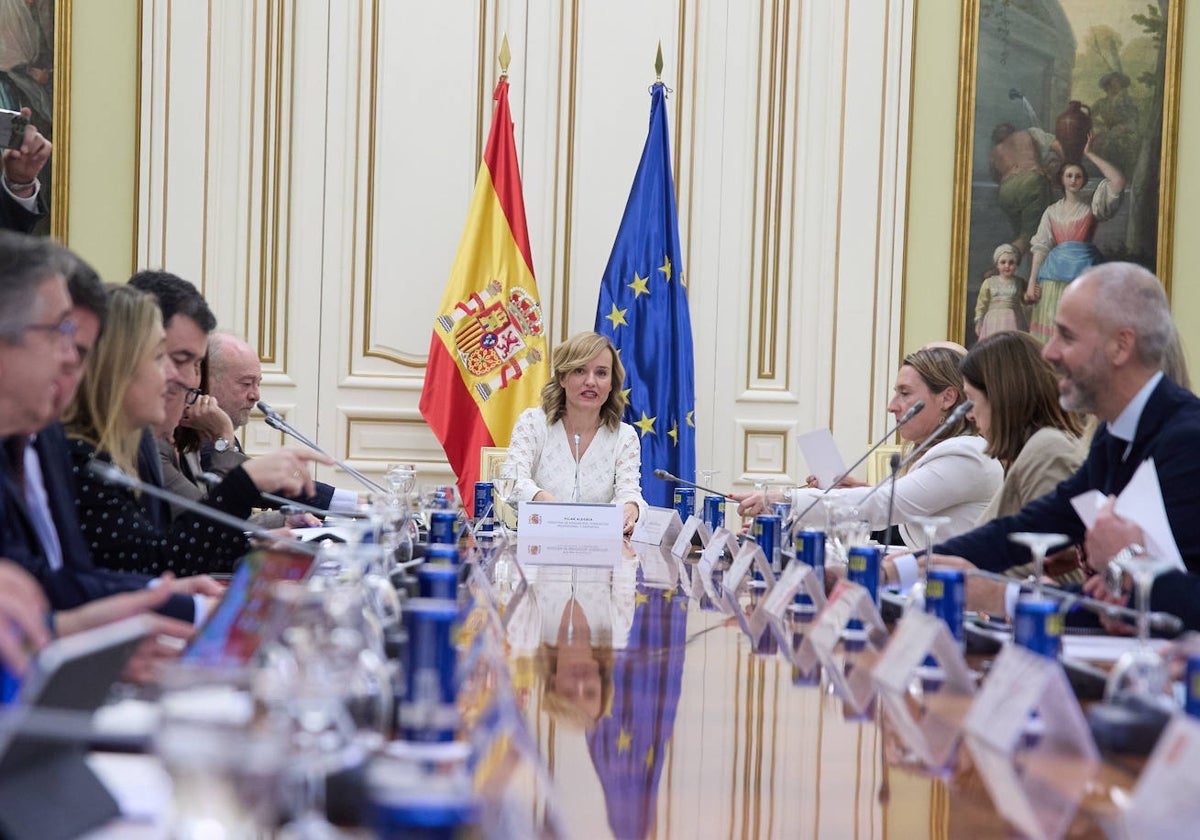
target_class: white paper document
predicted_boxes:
[796,428,846,489]
[1069,458,1183,571]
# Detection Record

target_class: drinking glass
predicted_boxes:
[489,463,518,539]
[1104,550,1173,704]
[903,514,950,611]
[1008,532,1069,600]
[384,463,417,498]
[830,505,870,565]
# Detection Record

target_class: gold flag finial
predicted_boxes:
[499,34,511,76]
[655,41,663,82]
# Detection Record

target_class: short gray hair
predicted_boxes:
[0,231,76,342]
[1083,262,1172,368]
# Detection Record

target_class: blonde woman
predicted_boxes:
[502,331,645,534]
[64,286,324,576]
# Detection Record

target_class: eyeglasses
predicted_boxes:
[183,387,203,406]
[24,318,78,341]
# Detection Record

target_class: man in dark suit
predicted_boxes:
[925,262,1200,630]
[0,240,219,621]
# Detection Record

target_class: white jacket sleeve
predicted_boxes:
[503,409,548,504]
[612,423,648,517]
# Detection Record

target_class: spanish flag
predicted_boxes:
[419,76,546,499]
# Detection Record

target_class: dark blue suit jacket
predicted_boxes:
[937,376,1200,630]
[0,424,195,622]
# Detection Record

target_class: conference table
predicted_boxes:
[489,543,1146,840]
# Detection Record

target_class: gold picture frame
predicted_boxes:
[949,0,1182,347]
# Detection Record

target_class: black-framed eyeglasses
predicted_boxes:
[24,318,78,341]
[183,387,203,406]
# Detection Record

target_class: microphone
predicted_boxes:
[86,460,320,556]
[257,400,388,494]
[965,567,1184,636]
[653,469,729,500]
[883,452,902,547]
[857,400,974,505]
[572,433,582,503]
[789,400,928,523]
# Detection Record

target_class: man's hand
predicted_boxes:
[122,615,195,684]
[1084,496,1144,574]
[179,394,236,442]
[242,448,333,499]
[1,109,50,195]
[0,561,51,674]
[162,574,225,598]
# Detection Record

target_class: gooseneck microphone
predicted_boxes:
[883,452,902,546]
[857,400,974,505]
[965,566,1184,636]
[652,469,729,500]
[256,400,388,494]
[86,460,321,556]
[789,399,928,524]
[572,433,582,503]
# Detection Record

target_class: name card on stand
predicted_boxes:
[963,644,1100,840]
[871,611,976,769]
[801,580,889,715]
[516,502,622,566]
[630,506,683,546]
[1116,714,1200,837]
[694,528,740,611]
[671,515,712,558]
[756,560,827,680]
[720,542,778,643]
[631,540,680,590]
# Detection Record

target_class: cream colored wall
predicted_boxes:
[905,1,1200,376]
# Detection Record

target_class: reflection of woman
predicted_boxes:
[1026,134,1125,343]
[737,348,1003,546]
[64,287,321,577]
[503,331,646,533]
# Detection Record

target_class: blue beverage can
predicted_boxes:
[925,568,966,644]
[0,662,21,705]
[428,511,458,546]
[847,546,882,604]
[754,514,782,575]
[791,529,825,612]
[473,481,494,532]
[399,597,459,741]
[673,487,696,522]
[1013,597,1062,659]
[702,495,725,531]
[417,564,460,600]
[1186,655,1200,718]
[426,544,459,566]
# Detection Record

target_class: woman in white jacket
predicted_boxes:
[737,347,1003,547]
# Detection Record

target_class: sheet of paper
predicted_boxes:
[796,428,846,489]
[1070,458,1183,571]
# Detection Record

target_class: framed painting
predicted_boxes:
[949,0,1181,347]
[0,0,66,238]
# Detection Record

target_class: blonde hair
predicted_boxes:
[898,347,974,472]
[540,331,627,430]
[64,286,163,474]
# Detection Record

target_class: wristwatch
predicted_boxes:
[1104,542,1145,598]
[213,436,231,453]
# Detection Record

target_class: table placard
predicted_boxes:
[631,540,680,590]
[694,528,739,610]
[720,542,778,643]
[630,506,683,546]
[963,644,1100,840]
[670,515,712,558]
[1117,714,1200,838]
[802,580,889,714]
[871,611,976,769]
[757,560,827,663]
[516,502,622,566]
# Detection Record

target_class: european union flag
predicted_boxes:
[595,83,696,509]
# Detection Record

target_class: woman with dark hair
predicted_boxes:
[960,330,1085,522]
[502,330,645,534]
[1025,133,1125,343]
[737,347,1003,546]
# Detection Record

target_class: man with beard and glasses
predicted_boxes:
[895,262,1200,631]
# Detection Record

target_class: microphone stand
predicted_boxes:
[257,401,388,495]
[883,453,902,546]
[856,400,974,506]
[652,469,729,500]
[790,400,928,524]
[86,461,321,556]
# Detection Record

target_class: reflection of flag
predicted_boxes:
[420,76,547,500]
[586,576,689,839]
[594,82,696,508]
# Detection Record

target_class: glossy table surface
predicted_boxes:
[485,547,1142,840]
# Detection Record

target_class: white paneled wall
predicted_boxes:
[135,0,914,494]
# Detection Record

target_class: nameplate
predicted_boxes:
[871,611,975,769]
[1122,715,1200,837]
[721,542,777,642]
[803,580,889,714]
[671,515,712,558]
[630,506,683,546]
[693,527,740,610]
[758,561,827,658]
[516,502,622,566]
[963,645,1099,840]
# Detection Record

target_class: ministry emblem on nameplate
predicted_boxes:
[436,279,544,402]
